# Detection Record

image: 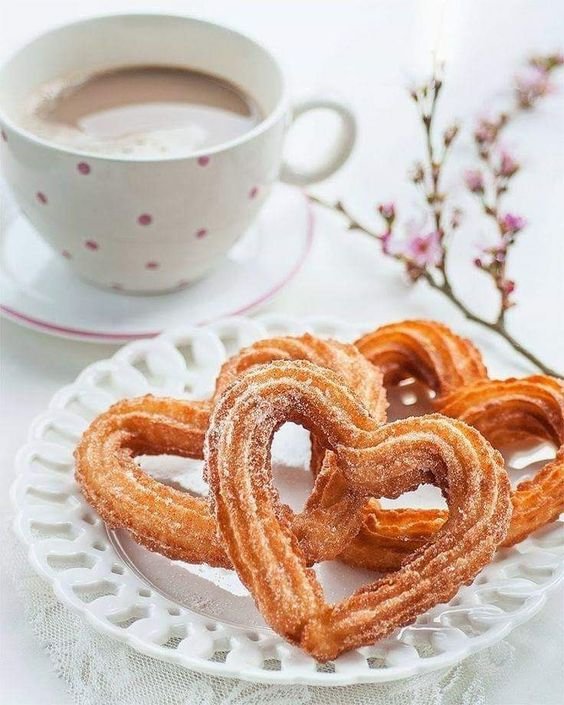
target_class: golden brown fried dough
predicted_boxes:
[356,319,488,400]
[345,319,563,569]
[206,360,511,661]
[75,335,386,567]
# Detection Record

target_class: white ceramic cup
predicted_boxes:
[0,14,356,293]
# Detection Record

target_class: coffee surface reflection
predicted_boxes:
[25,65,262,157]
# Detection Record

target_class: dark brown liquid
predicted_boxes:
[33,65,261,154]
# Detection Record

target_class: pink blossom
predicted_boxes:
[464,169,485,193]
[498,151,519,178]
[474,118,498,145]
[404,229,442,268]
[378,202,396,221]
[501,279,516,295]
[515,65,553,107]
[499,213,526,235]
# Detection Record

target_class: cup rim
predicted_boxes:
[0,12,288,163]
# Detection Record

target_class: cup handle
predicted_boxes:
[280,98,357,186]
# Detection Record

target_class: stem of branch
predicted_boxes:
[307,194,561,377]
[422,272,560,376]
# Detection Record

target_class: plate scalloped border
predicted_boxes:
[10,314,564,685]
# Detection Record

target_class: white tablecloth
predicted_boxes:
[1,1,563,703]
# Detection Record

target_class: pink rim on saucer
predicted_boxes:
[0,185,314,342]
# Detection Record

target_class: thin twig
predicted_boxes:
[307,194,561,377]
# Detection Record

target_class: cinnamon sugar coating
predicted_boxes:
[75,335,386,567]
[206,360,511,661]
[356,319,488,400]
[345,320,564,570]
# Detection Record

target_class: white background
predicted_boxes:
[1,1,563,703]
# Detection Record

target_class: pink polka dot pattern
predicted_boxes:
[77,162,91,175]
[145,261,159,270]
[61,250,72,259]
[138,213,153,226]
[249,186,259,199]
[197,156,210,166]
[85,240,99,251]
[196,228,208,239]
[36,192,48,204]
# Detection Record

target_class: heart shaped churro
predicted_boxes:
[342,320,564,570]
[74,335,387,568]
[205,360,511,661]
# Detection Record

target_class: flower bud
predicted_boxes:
[443,123,459,147]
[411,162,425,184]
[499,213,526,235]
[378,202,396,223]
[498,151,519,178]
[502,279,516,295]
[464,169,485,194]
[474,119,498,145]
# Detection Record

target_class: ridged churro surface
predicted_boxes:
[206,360,511,661]
[345,321,564,570]
[75,335,386,567]
[356,319,488,399]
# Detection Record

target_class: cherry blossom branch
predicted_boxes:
[308,192,560,376]
[307,52,563,377]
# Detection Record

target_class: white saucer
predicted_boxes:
[0,184,313,343]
